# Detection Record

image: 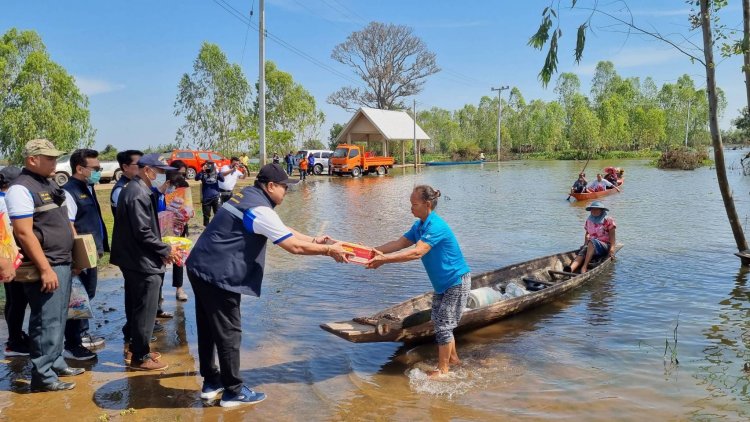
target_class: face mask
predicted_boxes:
[153,172,167,187]
[87,170,102,185]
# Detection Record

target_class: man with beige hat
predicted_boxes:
[5,139,84,391]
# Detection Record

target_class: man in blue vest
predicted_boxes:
[62,149,109,361]
[6,139,83,391]
[185,163,352,408]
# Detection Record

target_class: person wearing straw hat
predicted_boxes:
[567,201,617,274]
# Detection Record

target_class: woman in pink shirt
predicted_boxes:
[567,201,616,274]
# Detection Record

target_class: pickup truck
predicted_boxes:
[54,154,120,186]
[330,144,394,177]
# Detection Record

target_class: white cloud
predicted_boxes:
[74,76,125,96]
[573,48,685,75]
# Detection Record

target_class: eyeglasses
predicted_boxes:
[274,182,288,192]
[85,166,103,172]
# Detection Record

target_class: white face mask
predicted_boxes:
[152,170,167,187]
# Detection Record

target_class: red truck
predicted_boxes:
[330,144,395,177]
[167,150,231,179]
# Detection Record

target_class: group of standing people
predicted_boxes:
[280,151,315,180]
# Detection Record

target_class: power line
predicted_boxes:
[211,0,363,87]
[239,0,255,66]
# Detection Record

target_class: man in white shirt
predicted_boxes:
[587,173,621,193]
[218,156,246,203]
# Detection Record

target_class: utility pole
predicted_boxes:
[684,98,692,147]
[258,0,266,165]
[491,85,509,161]
[413,99,417,169]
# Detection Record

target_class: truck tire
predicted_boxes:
[376,166,386,176]
[314,164,323,175]
[186,167,197,179]
[351,166,362,177]
[54,172,69,187]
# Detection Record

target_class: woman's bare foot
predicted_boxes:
[427,368,448,379]
[581,267,588,274]
[449,357,461,367]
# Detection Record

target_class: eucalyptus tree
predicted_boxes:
[174,42,251,154]
[0,28,95,163]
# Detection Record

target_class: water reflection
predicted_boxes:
[692,267,750,420]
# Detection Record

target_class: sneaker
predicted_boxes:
[200,381,225,400]
[128,354,168,371]
[5,342,30,357]
[153,322,165,333]
[63,345,97,361]
[81,334,105,348]
[219,385,266,408]
[124,350,161,364]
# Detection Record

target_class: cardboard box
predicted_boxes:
[342,242,376,265]
[73,234,97,269]
[14,263,39,282]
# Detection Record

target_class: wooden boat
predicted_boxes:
[569,178,623,201]
[425,160,483,166]
[321,245,622,344]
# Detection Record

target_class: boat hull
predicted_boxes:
[321,245,621,344]
[569,179,623,201]
[425,160,483,166]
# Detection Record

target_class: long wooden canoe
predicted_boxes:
[425,160,483,166]
[321,245,621,344]
[569,179,623,201]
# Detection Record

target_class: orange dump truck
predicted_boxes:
[330,144,394,177]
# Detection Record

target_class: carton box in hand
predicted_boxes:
[73,234,97,269]
[341,242,376,265]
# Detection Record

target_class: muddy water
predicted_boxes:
[3,152,750,421]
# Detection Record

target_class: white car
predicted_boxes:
[296,149,333,175]
[54,154,121,186]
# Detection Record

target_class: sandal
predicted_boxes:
[156,310,173,319]
[176,288,188,302]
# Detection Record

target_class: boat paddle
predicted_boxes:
[566,156,591,201]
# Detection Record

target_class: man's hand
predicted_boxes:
[327,242,353,263]
[40,267,59,293]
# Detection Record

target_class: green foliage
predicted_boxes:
[266,130,295,156]
[174,42,252,155]
[99,144,118,161]
[302,139,324,149]
[143,142,180,154]
[328,122,344,150]
[257,61,325,148]
[0,28,95,164]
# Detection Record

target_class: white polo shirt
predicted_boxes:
[218,165,244,191]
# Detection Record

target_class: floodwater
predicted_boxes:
[3,151,750,421]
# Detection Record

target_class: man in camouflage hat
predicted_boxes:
[5,139,85,391]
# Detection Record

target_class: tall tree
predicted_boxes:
[174,42,251,154]
[328,22,440,112]
[0,28,95,163]
[328,123,345,150]
[529,0,750,261]
[257,61,325,147]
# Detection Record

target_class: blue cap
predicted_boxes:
[586,201,609,212]
[137,153,175,171]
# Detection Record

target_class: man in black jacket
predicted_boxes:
[62,149,109,361]
[110,153,175,371]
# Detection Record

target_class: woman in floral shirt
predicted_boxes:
[568,201,616,274]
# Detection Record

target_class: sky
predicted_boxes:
[1,0,746,151]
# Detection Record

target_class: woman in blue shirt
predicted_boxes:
[367,185,471,378]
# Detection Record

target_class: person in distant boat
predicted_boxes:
[567,201,616,274]
[570,173,589,194]
[366,185,471,379]
[587,174,620,193]
[479,152,485,161]
[603,168,619,186]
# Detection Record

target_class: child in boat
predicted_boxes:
[568,201,616,274]
[365,185,471,378]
